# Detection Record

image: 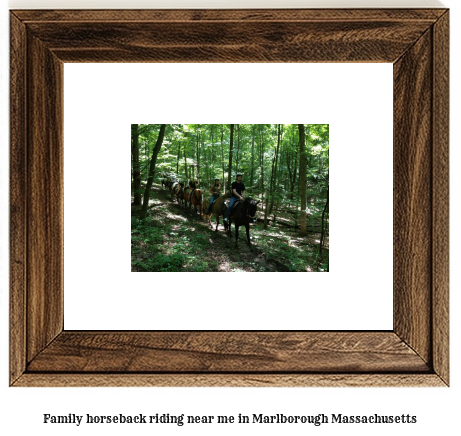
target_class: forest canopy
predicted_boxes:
[131,124,329,272]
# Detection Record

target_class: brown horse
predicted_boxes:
[183,187,191,205]
[184,189,203,215]
[202,191,232,231]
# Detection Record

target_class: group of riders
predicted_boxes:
[162,172,246,223]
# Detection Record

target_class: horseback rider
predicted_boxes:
[206,178,221,215]
[188,178,198,207]
[168,174,176,189]
[223,173,245,222]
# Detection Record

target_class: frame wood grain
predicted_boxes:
[10,9,449,387]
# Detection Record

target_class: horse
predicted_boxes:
[175,182,185,207]
[227,197,260,247]
[184,188,203,215]
[169,180,181,201]
[202,190,232,231]
[183,187,191,205]
[163,175,174,191]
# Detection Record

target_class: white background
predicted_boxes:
[63,63,392,330]
[1,1,459,436]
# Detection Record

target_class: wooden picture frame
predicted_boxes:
[10,9,449,387]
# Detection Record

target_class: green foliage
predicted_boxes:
[131,187,328,272]
[250,227,321,272]
[132,253,186,272]
[132,123,329,272]
[132,214,222,272]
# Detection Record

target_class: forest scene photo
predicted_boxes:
[131,124,329,272]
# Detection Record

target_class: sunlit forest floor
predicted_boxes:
[131,185,328,272]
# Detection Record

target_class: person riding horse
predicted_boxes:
[223,173,245,222]
[205,178,221,216]
[161,173,170,189]
[167,175,177,190]
[188,179,199,208]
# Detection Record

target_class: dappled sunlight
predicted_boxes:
[133,154,327,272]
[165,212,188,223]
[148,198,163,206]
[132,123,328,272]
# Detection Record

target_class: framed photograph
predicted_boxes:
[10,9,449,386]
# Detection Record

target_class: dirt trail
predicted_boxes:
[141,185,291,272]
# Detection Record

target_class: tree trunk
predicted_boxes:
[210,125,215,186]
[260,127,264,186]
[264,126,279,228]
[176,140,181,175]
[235,124,240,172]
[228,124,234,188]
[204,144,209,188]
[140,124,166,219]
[183,138,188,180]
[261,127,268,228]
[291,149,298,196]
[210,124,215,164]
[196,130,201,181]
[259,125,265,202]
[221,127,225,191]
[269,124,281,215]
[286,148,293,198]
[131,124,142,205]
[250,125,255,188]
[319,184,329,255]
[286,130,295,193]
[298,124,308,235]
